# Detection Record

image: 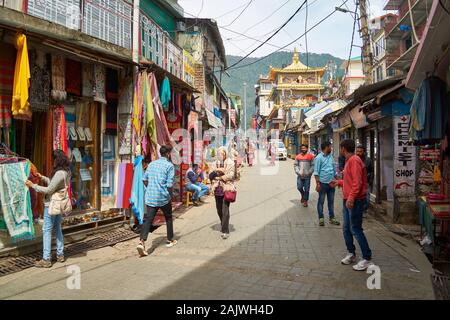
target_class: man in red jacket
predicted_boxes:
[330,139,373,271]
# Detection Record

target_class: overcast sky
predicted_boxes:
[179,0,388,59]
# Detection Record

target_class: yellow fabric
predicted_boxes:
[12,33,31,117]
[144,73,157,145]
[132,73,139,133]
[433,165,442,183]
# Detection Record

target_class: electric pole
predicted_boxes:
[358,0,373,84]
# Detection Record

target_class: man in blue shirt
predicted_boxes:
[313,141,341,227]
[137,145,177,257]
[186,164,209,205]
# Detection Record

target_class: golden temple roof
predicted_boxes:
[269,48,326,80]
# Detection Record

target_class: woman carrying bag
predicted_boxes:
[209,147,236,240]
[26,149,72,268]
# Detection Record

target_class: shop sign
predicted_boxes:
[166,112,182,134]
[230,109,236,126]
[393,116,416,199]
[183,50,195,87]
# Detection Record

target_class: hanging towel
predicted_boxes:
[159,76,171,111]
[82,63,94,97]
[29,50,50,112]
[93,64,107,104]
[65,59,82,96]
[0,42,15,128]
[51,54,67,101]
[129,155,145,224]
[0,161,34,241]
[12,33,31,118]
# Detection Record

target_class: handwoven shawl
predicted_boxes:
[65,59,81,96]
[29,50,50,112]
[0,42,15,128]
[159,76,171,111]
[51,54,66,101]
[12,33,31,117]
[0,161,34,241]
[129,156,145,224]
[93,64,106,104]
[82,63,94,97]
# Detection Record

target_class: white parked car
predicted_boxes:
[268,140,287,160]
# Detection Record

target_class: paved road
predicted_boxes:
[0,151,435,299]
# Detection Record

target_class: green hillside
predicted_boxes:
[218,51,345,128]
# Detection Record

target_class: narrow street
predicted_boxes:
[0,151,434,300]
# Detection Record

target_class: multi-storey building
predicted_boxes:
[254,76,274,130]
[340,57,365,97]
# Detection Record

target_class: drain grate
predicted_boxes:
[431,273,450,300]
[0,228,139,277]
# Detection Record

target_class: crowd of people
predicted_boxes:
[294,139,375,271]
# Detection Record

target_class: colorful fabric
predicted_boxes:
[159,76,171,111]
[116,163,126,207]
[144,72,157,145]
[0,161,34,241]
[0,42,15,128]
[105,68,118,135]
[82,63,94,97]
[116,163,134,209]
[65,59,81,96]
[129,156,145,224]
[12,33,31,118]
[29,50,50,111]
[51,54,66,101]
[93,64,106,104]
[143,157,175,207]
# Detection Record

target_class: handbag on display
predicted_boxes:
[49,173,72,216]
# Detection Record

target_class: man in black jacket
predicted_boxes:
[356,145,374,213]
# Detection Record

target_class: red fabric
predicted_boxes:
[337,155,368,201]
[122,163,134,209]
[65,59,81,95]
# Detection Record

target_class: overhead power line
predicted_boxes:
[221,0,255,28]
[225,0,351,71]
[225,0,308,71]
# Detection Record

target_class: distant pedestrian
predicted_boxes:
[356,145,374,213]
[246,138,255,167]
[209,148,236,240]
[137,145,177,257]
[331,139,373,271]
[185,163,209,206]
[313,141,340,227]
[294,144,315,207]
[269,142,276,166]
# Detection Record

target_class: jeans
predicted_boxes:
[317,183,335,219]
[342,199,372,260]
[140,203,174,242]
[297,176,311,201]
[42,206,64,261]
[186,183,209,201]
[215,196,231,234]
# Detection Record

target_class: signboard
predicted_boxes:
[393,115,416,199]
[230,109,236,126]
[165,112,182,134]
[183,50,195,87]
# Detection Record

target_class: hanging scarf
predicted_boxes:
[0,161,34,241]
[82,63,94,97]
[129,156,145,224]
[29,50,50,112]
[93,64,107,104]
[51,54,67,101]
[0,42,15,128]
[66,59,82,96]
[159,76,171,111]
[144,72,157,146]
[12,33,31,119]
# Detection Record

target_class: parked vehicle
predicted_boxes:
[267,140,287,161]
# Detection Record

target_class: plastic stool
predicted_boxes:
[186,191,194,207]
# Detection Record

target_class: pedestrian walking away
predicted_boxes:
[331,139,373,271]
[26,149,72,268]
[185,163,209,205]
[313,141,340,227]
[137,145,177,257]
[294,144,315,207]
[356,145,374,215]
[209,147,236,240]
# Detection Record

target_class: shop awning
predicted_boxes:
[206,109,222,129]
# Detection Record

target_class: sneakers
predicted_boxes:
[353,259,374,271]
[35,259,52,268]
[166,240,178,248]
[221,233,230,240]
[57,255,65,263]
[319,218,325,226]
[136,243,148,257]
[341,253,357,265]
[329,217,341,226]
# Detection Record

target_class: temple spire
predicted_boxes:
[293,47,299,64]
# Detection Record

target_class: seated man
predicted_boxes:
[185,164,209,205]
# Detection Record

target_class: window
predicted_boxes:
[376,66,383,82]
[262,83,272,91]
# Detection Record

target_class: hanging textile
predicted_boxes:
[12,33,31,119]
[44,111,53,176]
[53,105,68,155]
[129,155,145,224]
[159,76,171,111]
[410,76,449,141]
[82,63,94,97]
[93,64,107,104]
[29,163,42,219]
[0,42,15,128]
[75,101,89,128]
[51,54,66,101]
[116,162,133,209]
[29,50,50,112]
[144,72,157,145]
[65,59,82,96]
[0,161,34,241]
[105,68,118,135]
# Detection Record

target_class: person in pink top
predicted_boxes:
[330,139,373,271]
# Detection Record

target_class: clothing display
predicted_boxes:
[65,59,82,96]
[29,50,50,112]
[144,72,157,145]
[93,64,107,104]
[82,63,94,97]
[105,68,118,136]
[0,42,15,128]
[159,76,171,111]
[129,155,145,224]
[51,54,67,101]
[12,33,31,118]
[116,162,133,209]
[0,161,34,241]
